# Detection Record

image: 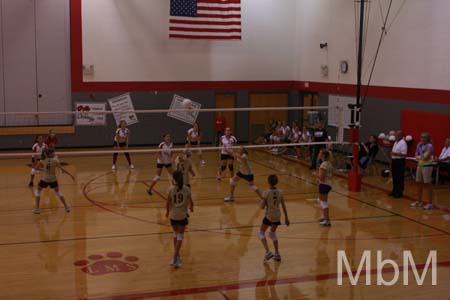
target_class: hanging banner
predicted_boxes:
[108,93,139,126]
[167,94,201,125]
[75,102,106,126]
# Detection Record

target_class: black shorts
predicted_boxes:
[170,218,189,227]
[114,142,127,148]
[263,217,281,226]
[156,163,172,169]
[187,141,199,146]
[221,154,234,161]
[38,180,58,189]
[237,172,254,182]
[319,184,332,194]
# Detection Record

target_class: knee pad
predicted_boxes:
[230,178,237,186]
[221,165,227,172]
[320,200,328,209]
[257,231,266,240]
[35,189,41,197]
[176,233,184,241]
[153,175,161,182]
[31,168,36,175]
[251,185,259,191]
[56,191,64,197]
[269,231,278,241]
[228,164,234,171]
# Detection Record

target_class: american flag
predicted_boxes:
[169,0,242,40]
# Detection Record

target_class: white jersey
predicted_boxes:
[32,142,47,159]
[187,128,200,142]
[157,142,173,164]
[281,126,290,136]
[290,130,301,143]
[221,135,237,155]
[114,128,130,143]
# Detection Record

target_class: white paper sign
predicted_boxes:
[75,102,106,126]
[108,93,139,126]
[167,94,201,125]
[328,95,354,129]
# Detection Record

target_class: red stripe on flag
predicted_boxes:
[170,27,241,33]
[198,7,241,11]
[170,20,241,26]
[196,13,241,18]
[198,0,241,4]
[169,34,241,40]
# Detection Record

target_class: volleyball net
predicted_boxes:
[0,97,349,159]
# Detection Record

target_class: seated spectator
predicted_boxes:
[358,134,379,170]
[437,137,450,183]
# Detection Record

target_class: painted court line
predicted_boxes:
[82,261,450,300]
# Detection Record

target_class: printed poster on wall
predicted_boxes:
[75,102,107,126]
[108,93,139,126]
[167,94,201,125]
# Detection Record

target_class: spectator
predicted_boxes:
[310,122,328,170]
[438,138,450,163]
[411,133,434,209]
[438,137,450,183]
[358,135,379,170]
[45,129,58,148]
[214,112,226,146]
[390,130,407,198]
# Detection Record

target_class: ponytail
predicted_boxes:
[172,170,184,191]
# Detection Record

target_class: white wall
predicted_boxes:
[83,0,450,90]
[82,0,298,82]
[296,0,450,90]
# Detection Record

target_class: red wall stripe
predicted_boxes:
[70,0,450,105]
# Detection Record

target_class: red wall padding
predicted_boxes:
[401,110,450,157]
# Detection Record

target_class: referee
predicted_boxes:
[390,130,408,198]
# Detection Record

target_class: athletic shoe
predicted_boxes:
[65,207,71,213]
[174,257,182,268]
[169,258,176,266]
[147,188,153,196]
[264,251,274,263]
[224,195,235,202]
[28,182,33,187]
[33,208,41,214]
[423,203,433,210]
[200,160,206,166]
[410,201,423,208]
[112,164,117,171]
[320,219,331,227]
[129,164,135,170]
[273,254,282,262]
[319,217,326,223]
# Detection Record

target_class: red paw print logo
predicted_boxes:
[74,252,139,276]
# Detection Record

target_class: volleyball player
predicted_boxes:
[186,122,205,166]
[29,136,47,187]
[166,170,193,268]
[33,148,74,214]
[45,129,58,148]
[217,128,237,181]
[147,134,174,196]
[112,120,134,170]
[315,149,333,226]
[224,146,263,202]
[176,150,196,189]
[258,174,290,262]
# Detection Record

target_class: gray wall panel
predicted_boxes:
[0,0,5,126]
[35,0,71,125]
[2,0,38,126]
